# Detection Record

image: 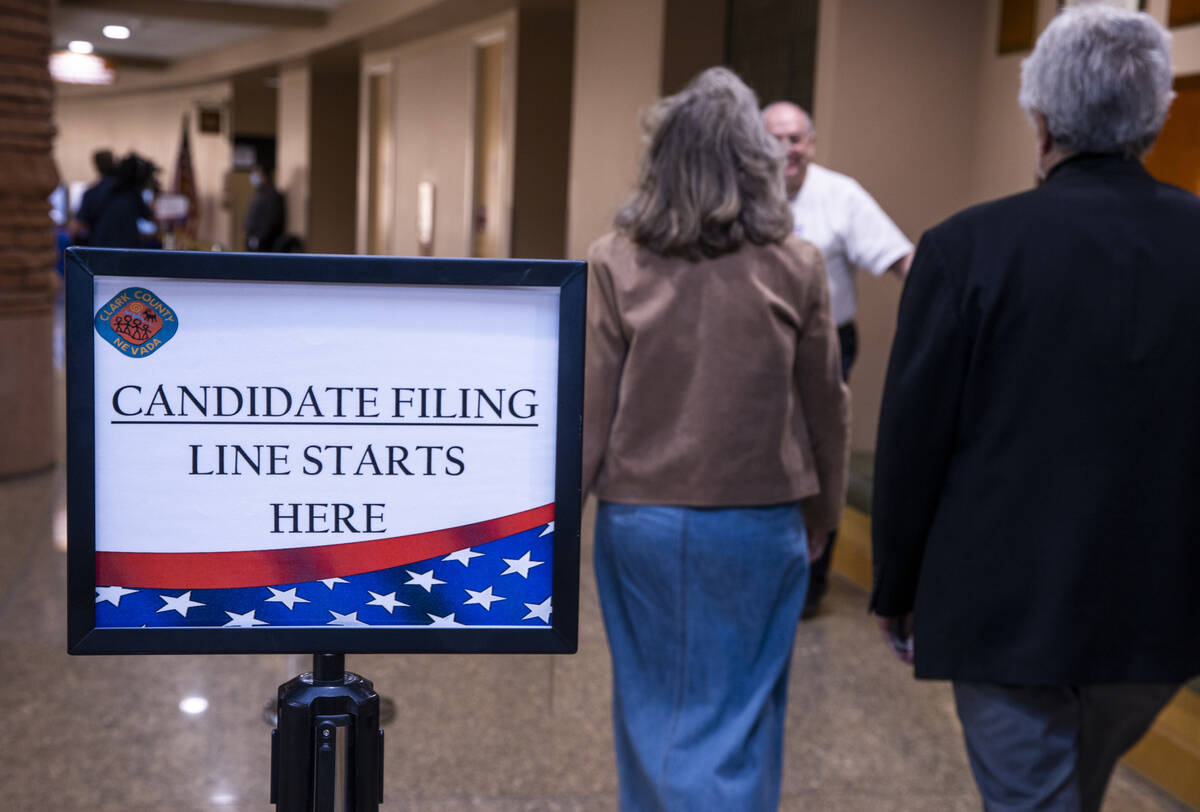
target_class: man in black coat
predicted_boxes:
[871,6,1199,810]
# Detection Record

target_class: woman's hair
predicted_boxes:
[615,66,792,260]
[1018,4,1173,158]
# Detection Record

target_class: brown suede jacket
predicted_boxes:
[583,231,850,536]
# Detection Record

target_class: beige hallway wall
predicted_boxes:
[391,36,472,258]
[812,0,987,452]
[969,0,1064,206]
[363,13,515,258]
[54,81,233,248]
[566,0,665,259]
[817,0,1200,631]
[813,0,1200,453]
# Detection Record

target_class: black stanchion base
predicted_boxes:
[271,654,385,812]
[264,696,396,728]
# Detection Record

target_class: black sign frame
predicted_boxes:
[66,248,585,656]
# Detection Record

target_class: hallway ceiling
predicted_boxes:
[52,0,351,69]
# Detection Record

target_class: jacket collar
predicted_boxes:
[1043,152,1149,184]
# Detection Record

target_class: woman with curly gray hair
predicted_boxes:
[582,66,849,810]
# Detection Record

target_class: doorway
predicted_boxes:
[471,36,506,258]
[725,0,819,111]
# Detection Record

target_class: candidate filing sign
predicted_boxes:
[91,276,559,630]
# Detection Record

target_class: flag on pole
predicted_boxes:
[170,113,198,243]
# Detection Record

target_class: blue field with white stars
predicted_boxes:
[95,523,554,628]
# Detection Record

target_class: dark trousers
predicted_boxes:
[953,681,1179,812]
[806,321,857,610]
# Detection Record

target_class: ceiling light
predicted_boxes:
[102,25,131,40]
[179,696,209,715]
[68,40,94,54]
[50,52,115,85]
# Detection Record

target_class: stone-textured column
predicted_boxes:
[0,0,58,477]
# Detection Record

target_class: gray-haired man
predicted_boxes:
[871,6,1197,810]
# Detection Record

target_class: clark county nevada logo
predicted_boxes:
[94,288,179,358]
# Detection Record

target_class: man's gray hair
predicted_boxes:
[616,66,791,260]
[1019,4,1174,158]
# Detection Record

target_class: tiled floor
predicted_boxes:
[0,463,1190,811]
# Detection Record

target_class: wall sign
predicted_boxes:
[67,248,584,655]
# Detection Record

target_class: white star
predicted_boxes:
[327,610,368,627]
[320,577,349,589]
[224,609,268,627]
[157,591,205,617]
[523,597,553,623]
[366,591,408,614]
[501,551,544,578]
[539,521,555,537]
[443,547,484,567]
[427,612,465,627]
[265,587,309,610]
[405,569,446,592]
[464,585,506,611]
[96,586,137,606]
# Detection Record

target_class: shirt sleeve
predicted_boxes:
[581,242,628,498]
[792,246,852,538]
[842,180,913,277]
[869,230,970,616]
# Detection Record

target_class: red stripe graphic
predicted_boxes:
[96,504,554,589]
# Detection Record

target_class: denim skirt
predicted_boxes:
[594,501,809,811]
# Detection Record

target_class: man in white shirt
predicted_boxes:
[762,101,913,618]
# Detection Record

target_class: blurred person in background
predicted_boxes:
[73,152,157,249]
[244,163,285,251]
[584,66,849,811]
[761,99,913,620]
[871,7,1200,810]
[68,148,115,245]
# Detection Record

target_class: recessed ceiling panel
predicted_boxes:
[53,1,351,63]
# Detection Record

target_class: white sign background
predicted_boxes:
[93,276,560,555]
